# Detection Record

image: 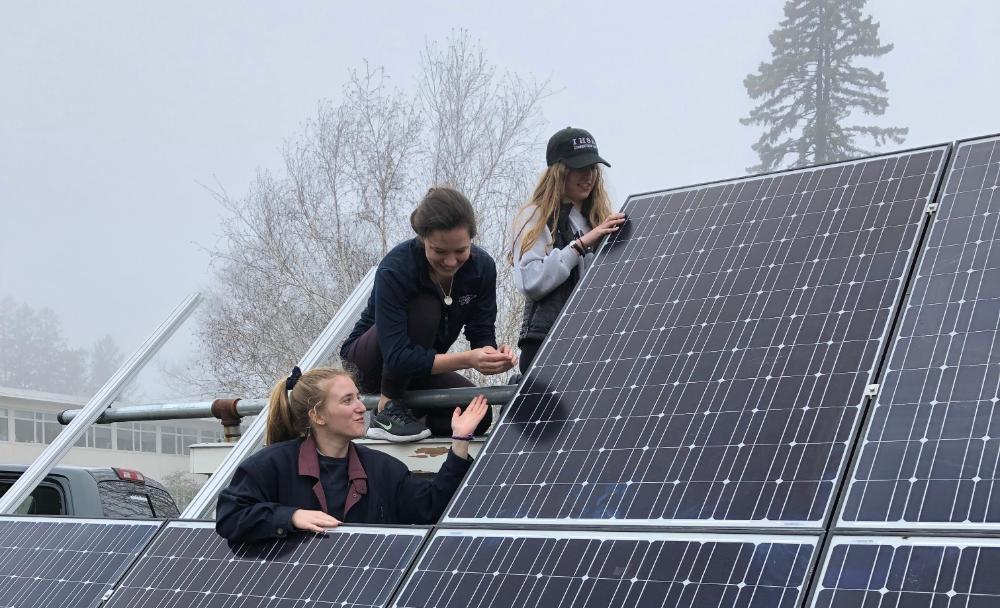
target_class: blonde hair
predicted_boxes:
[265,367,356,445]
[512,163,614,261]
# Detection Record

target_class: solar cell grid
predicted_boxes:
[449,147,947,526]
[0,516,160,608]
[841,136,1000,528]
[102,522,425,608]
[392,529,816,608]
[810,536,1000,608]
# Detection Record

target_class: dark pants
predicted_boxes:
[518,338,543,375]
[343,293,491,436]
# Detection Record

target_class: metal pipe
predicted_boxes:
[57,385,516,425]
[211,398,245,443]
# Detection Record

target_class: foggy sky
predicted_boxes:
[2,0,997,360]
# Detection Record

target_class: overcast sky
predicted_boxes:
[1,0,997,359]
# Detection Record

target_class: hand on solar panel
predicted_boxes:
[290,509,341,534]
[468,345,516,374]
[578,212,626,250]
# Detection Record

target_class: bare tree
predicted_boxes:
[197,31,548,396]
[160,470,206,510]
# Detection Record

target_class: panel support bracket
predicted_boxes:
[864,383,880,398]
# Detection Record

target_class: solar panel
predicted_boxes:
[448,147,948,526]
[0,516,159,608]
[102,522,426,608]
[392,529,816,608]
[840,136,1000,528]
[810,535,1000,607]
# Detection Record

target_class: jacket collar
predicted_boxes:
[409,237,482,290]
[297,436,368,516]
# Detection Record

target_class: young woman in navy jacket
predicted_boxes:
[340,187,516,442]
[215,366,488,543]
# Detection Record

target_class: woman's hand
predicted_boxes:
[498,344,518,367]
[579,212,627,250]
[291,509,341,534]
[452,395,489,437]
[451,395,489,459]
[468,346,516,375]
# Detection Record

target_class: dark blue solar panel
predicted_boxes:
[841,136,1000,527]
[0,516,159,608]
[448,147,947,526]
[393,530,816,608]
[103,522,425,608]
[811,536,1000,607]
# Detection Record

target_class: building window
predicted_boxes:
[116,422,157,453]
[14,410,37,443]
[74,426,113,450]
[92,425,113,449]
[115,422,134,451]
[200,429,221,443]
[161,426,180,455]
[0,408,7,442]
[161,425,201,455]
[140,423,157,453]
[14,410,60,444]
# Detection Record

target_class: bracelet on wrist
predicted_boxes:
[451,434,474,442]
[571,240,585,255]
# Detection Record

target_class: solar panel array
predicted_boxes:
[448,146,948,526]
[394,530,816,608]
[11,135,1000,608]
[102,522,425,608]
[0,516,159,608]
[842,136,1000,528]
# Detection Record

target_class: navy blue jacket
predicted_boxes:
[215,437,472,544]
[340,238,499,378]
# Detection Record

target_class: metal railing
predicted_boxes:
[57,385,516,425]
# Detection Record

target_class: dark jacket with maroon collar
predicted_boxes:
[215,436,472,544]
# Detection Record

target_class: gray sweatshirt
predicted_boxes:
[512,203,594,302]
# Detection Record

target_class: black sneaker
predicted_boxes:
[366,401,431,442]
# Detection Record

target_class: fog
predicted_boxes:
[2,0,997,358]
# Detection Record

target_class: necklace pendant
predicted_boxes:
[444,296,453,306]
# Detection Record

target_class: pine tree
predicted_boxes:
[741,0,908,174]
[0,297,87,394]
[86,334,123,393]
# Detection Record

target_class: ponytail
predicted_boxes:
[264,366,357,445]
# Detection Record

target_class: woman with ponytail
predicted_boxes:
[215,366,487,544]
[511,127,626,374]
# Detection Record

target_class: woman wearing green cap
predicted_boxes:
[510,127,626,374]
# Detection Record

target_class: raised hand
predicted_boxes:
[291,509,341,534]
[452,395,489,438]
